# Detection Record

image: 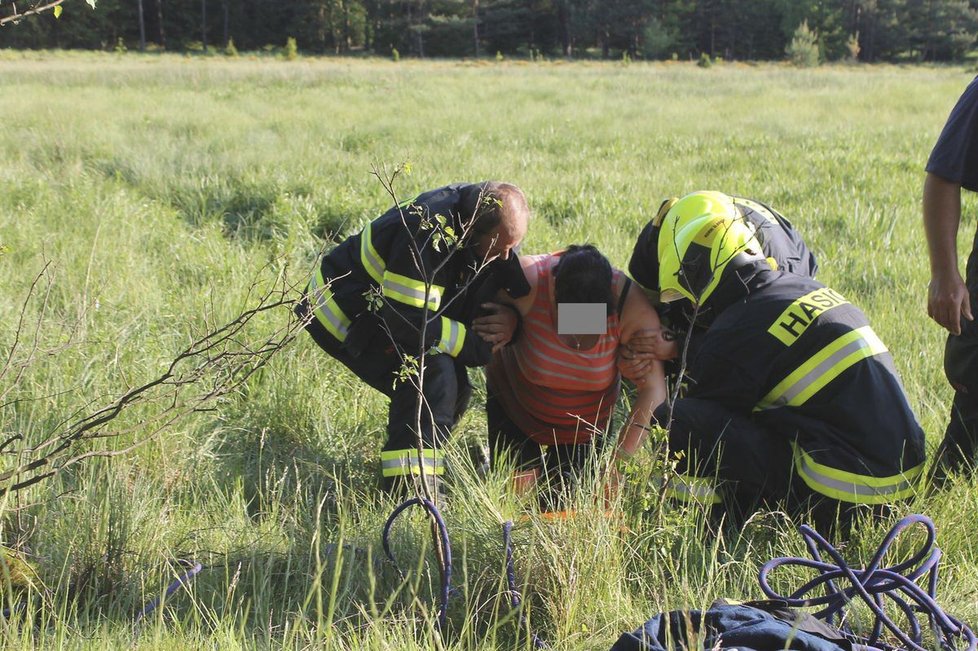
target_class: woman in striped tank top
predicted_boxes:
[477,245,674,503]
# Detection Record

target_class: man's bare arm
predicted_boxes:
[924,172,973,335]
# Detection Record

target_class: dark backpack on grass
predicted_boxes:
[611,600,877,651]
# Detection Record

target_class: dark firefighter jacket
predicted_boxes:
[629,196,818,333]
[680,264,926,504]
[305,183,522,367]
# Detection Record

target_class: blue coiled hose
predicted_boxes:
[382,498,548,646]
[382,497,453,630]
[759,514,976,651]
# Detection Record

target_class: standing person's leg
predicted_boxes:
[933,396,978,478]
[933,239,978,482]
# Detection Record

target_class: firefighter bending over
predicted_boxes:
[622,191,818,376]
[295,182,530,497]
[655,191,926,531]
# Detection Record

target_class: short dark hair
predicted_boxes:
[553,244,614,315]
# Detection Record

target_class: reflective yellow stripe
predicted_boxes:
[382,271,442,311]
[360,224,385,284]
[308,267,351,342]
[792,442,924,504]
[433,317,466,357]
[767,287,850,346]
[755,326,887,411]
[380,449,446,477]
[665,474,722,505]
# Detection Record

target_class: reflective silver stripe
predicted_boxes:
[756,326,887,412]
[360,224,385,284]
[381,457,442,471]
[797,455,912,498]
[309,268,350,341]
[434,317,465,357]
[792,444,923,504]
[380,450,445,477]
[735,198,779,225]
[382,271,442,310]
[667,475,722,504]
[771,338,868,408]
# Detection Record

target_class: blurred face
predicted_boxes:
[474,214,527,263]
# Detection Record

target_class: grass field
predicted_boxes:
[2,52,978,649]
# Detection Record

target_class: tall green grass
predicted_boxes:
[1,52,976,649]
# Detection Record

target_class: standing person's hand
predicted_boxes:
[928,271,974,335]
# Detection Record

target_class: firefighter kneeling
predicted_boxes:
[654,191,926,532]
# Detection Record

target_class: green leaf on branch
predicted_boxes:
[393,356,419,389]
[363,288,384,313]
[53,5,63,18]
[433,215,458,252]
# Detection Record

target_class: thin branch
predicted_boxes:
[1,263,83,410]
[0,262,309,497]
[0,262,51,394]
[0,0,67,26]
[655,210,754,509]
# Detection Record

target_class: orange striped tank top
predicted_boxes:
[486,253,625,445]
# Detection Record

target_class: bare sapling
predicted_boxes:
[0,259,309,497]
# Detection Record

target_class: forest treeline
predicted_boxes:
[2,0,978,62]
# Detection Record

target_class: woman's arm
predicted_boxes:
[613,282,668,458]
[605,357,666,504]
[617,282,678,383]
[613,359,666,461]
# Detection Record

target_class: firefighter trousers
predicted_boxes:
[658,399,867,535]
[301,309,472,477]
